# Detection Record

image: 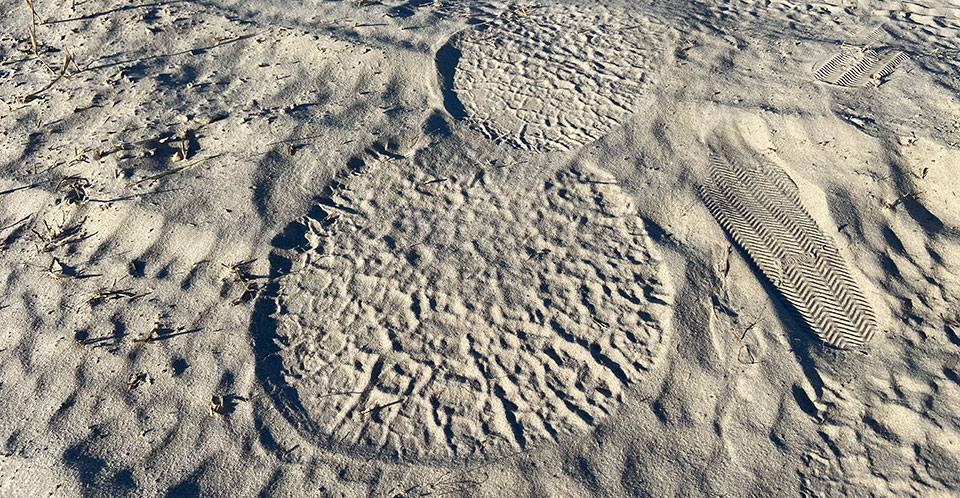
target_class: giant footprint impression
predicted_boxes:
[443,3,674,152]
[260,3,676,461]
[271,158,671,461]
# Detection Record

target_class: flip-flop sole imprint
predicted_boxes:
[813,48,908,87]
[445,4,674,152]
[699,151,879,349]
[274,162,671,461]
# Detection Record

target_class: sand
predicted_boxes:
[1,0,959,496]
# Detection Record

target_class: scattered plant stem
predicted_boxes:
[20,52,73,103]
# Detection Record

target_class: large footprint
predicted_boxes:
[271,157,672,462]
[441,3,675,152]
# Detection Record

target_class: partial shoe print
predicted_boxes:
[813,25,909,88]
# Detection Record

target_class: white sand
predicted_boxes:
[1,0,959,496]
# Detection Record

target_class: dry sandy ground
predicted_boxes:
[1,0,959,496]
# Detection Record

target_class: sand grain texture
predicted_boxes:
[1,0,959,496]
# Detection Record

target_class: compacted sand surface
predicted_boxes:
[1,0,959,496]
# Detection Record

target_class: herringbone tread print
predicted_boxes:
[813,24,908,88]
[700,152,879,348]
[814,49,908,87]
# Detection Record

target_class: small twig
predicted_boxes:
[317,391,364,399]
[134,324,202,344]
[737,344,761,365]
[32,216,90,253]
[887,190,923,209]
[20,52,73,103]
[739,319,760,341]
[277,444,300,459]
[23,0,42,25]
[0,215,30,235]
[87,285,149,307]
[22,0,59,76]
[126,154,220,188]
[0,184,40,196]
[359,398,404,415]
